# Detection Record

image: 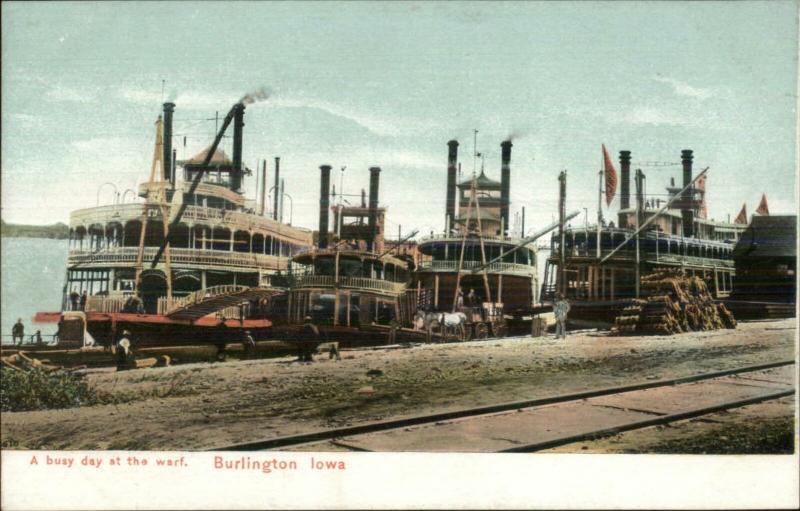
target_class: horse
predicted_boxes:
[414,310,467,342]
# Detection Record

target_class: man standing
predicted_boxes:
[467,288,477,307]
[299,316,320,362]
[242,330,256,359]
[79,290,88,311]
[554,294,570,340]
[69,291,79,311]
[116,330,135,371]
[11,319,24,345]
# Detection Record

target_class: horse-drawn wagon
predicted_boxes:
[414,302,506,342]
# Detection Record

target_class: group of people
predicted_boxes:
[10,319,44,346]
[68,290,89,311]
[455,288,480,309]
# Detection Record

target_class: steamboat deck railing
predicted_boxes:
[416,260,535,275]
[69,247,287,271]
[292,275,407,294]
[70,204,312,245]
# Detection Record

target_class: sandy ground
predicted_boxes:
[1,319,796,451]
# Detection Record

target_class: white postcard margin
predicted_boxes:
[2,450,799,509]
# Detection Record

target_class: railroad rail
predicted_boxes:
[211,359,795,452]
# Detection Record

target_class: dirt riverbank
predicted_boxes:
[1,318,795,451]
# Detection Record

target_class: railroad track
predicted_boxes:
[212,360,796,452]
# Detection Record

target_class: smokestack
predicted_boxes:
[367,166,381,251]
[273,157,280,221]
[681,149,694,238]
[446,140,458,231]
[259,160,267,216]
[279,178,285,224]
[172,149,177,187]
[231,103,245,192]
[619,151,631,210]
[618,150,631,228]
[162,102,175,184]
[319,165,331,249]
[500,141,512,237]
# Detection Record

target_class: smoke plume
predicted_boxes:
[239,87,271,105]
[505,129,528,142]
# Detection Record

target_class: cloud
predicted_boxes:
[45,84,96,103]
[265,96,408,137]
[8,113,43,128]
[615,106,689,127]
[653,76,713,100]
[119,87,238,110]
[118,85,441,137]
[70,136,142,157]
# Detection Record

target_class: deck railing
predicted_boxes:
[653,253,735,269]
[68,247,286,270]
[70,204,312,246]
[156,285,250,315]
[84,293,134,313]
[416,260,535,274]
[293,275,406,294]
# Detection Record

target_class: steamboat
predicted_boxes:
[38,100,313,347]
[264,165,422,344]
[412,140,551,339]
[541,149,748,325]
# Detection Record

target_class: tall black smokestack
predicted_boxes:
[231,103,245,192]
[367,166,381,251]
[681,149,694,238]
[446,140,458,231]
[259,159,267,216]
[319,165,331,249]
[619,150,631,228]
[273,157,280,221]
[500,140,512,237]
[162,102,175,184]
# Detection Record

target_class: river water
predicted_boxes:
[1,237,69,344]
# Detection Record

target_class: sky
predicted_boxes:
[2,1,797,237]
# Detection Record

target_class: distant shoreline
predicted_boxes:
[1,221,69,240]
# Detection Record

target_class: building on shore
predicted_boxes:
[730,215,796,303]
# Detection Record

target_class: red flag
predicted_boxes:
[602,144,617,206]
[734,203,748,224]
[756,193,769,215]
[696,174,707,219]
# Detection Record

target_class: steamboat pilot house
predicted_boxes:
[276,165,413,336]
[65,102,312,314]
[542,149,747,321]
[414,141,539,318]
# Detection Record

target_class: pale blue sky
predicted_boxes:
[2,1,797,235]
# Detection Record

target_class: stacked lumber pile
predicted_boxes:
[612,270,737,335]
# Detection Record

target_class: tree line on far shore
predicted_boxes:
[1,219,69,239]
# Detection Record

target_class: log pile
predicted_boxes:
[612,270,737,335]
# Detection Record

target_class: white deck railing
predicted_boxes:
[68,247,286,270]
[293,275,406,294]
[416,260,535,275]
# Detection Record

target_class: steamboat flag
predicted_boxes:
[734,203,748,224]
[696,174,708,219]
[756,193,770,215]
[602,144,617,206]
